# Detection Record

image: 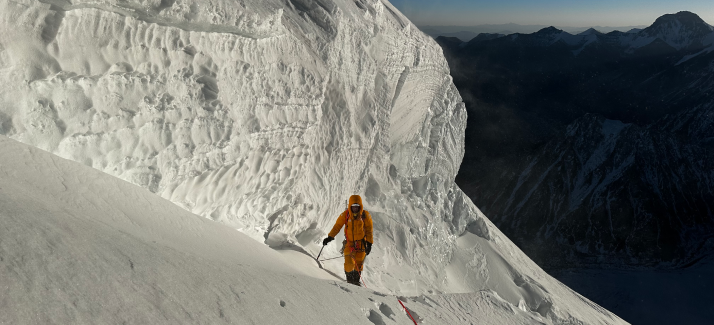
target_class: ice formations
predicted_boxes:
[1,134,550,325]
[0,0,625,323]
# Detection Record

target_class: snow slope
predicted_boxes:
[0,136,624,324]
[0,0,467,293]
[0,0,626,323]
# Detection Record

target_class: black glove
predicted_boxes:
[365,241,372,255]
[322,236,334,246]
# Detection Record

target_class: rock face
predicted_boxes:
[438,11,714,269]
[639,11,714,51]
[489,114,714,269]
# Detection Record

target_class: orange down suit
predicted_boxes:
[328,195,373,272]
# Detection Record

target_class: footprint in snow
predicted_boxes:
[330,282,351,293]
[377,302,395,320]
[366,309,386,325]
[402,306,424,323]
[413,295,434,307]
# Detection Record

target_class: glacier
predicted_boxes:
[0,0,625,323]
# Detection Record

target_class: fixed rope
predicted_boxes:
[398,299,418,325]
[318,255,343,262]
[358,269,367,288]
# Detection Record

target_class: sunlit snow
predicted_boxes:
[0,0,627,323]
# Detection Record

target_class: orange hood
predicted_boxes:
[348,195,363,215]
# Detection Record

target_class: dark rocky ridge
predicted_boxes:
[437,11,714,269]
[490,114,714,269]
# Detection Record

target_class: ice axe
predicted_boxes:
[314,244,326,269]
[316,244,326,261]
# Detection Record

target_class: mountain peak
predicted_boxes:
[468,33,505,44]
[626,28,643,34]
[435,35,463,44]
[536,26,562,35]
[645,11,712,34]
[578,28,603,36]
[640,11,714,50]
[654,11,707,25]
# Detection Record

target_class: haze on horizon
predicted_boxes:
[391,0,714,28]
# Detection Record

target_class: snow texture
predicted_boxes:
[0,135,554,324]
[0,0,625,323]
[0,136,627,324]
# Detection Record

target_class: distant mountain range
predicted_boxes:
[420,23,648,41]
[437,11,714,270]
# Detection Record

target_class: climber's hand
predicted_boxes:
[322,236,334,246]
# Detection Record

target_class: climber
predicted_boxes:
[322,195,373,286]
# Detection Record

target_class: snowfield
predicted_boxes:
[0,0,626,323]
[0,136,624,324]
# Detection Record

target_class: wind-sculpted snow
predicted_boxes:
[1,0,464,253]
[0,0,624,323]
[0,136,627,324]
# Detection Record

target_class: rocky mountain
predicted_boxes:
[637,11,714,51]
[438,11,714,269]
[419,24,648,41]
[489,114,714,269]
[468,33,506,43]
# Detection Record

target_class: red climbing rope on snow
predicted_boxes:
[398,299,417,325]
[357,269,367,288]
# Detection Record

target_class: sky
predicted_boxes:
[390,0,714,27]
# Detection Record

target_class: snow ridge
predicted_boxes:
[36,0,284,39]
[0,0,626,323]
[0,135,581,325]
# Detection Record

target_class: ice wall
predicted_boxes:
[0,1,625,323]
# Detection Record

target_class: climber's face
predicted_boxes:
[351,204,360,214]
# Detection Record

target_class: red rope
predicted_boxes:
[358,269,367,288]
[398,299,417,325]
